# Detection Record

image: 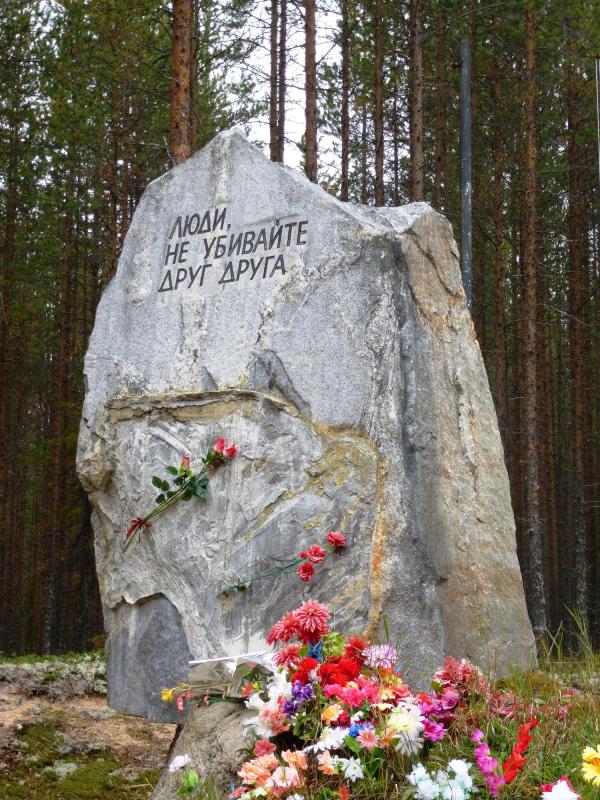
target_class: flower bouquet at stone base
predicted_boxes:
[166,598,599,800]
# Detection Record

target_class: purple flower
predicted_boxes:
[422,718,446,742]
[283,681,315,718]
[363,644,398,670]
[292,681,315,703]
[281,699,300,717]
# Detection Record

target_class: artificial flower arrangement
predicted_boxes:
[221,531,347,595]
[123,438,237,553]
[167,598,598,799]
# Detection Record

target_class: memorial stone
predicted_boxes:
[77,128,535,726]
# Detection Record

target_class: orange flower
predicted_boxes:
[322,703,344,723]
[282,750,308,771]
[317,750,337,776]
[238,755,277,787]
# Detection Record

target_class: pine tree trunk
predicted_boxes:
[340,0,350,201]
[523,3,546,642]
[433,11,446,211]
[373,0,384,206]
[169,0,193,166]
[269,0,279,160]
[361,103,368,204]
[277,0,287,161]
[304,0,318,182]
[408,0,423,201]
[0,119,18,650]
[567,85,588,631]
[492,117,506,438]
[188,0,199,153]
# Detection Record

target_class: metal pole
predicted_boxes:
[460,36,473,311]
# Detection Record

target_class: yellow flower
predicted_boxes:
[582,744,600,786]
[321,703,343,724]
[160,687,176,702]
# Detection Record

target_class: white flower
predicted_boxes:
[288,795,305,800]
[267,670,292,702]
[407,763,475,800]
[441,779,465,800]
[341,757,364,783]
[542,780,580,800]
[416,778,443,800]
[448,760,474,790]
[408,764,430,785]
[350,711,364,724]
[304,726,349,753]
[245,693,266,713]
[169,753,192,772]
[407,765,443,800]
[388,704,424,755]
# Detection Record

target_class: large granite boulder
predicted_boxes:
[77,128,535,725]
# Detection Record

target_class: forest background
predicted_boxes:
[0,0,598,656]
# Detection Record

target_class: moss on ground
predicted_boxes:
[2,718,159,799]
[0,650,106,666]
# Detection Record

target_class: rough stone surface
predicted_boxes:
[107,593,192,723]
[150,703,251,798]
[77,128,535,725]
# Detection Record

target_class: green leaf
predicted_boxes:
[344,735,361,754]
[182,489,193,501]
[166,490,176,498]
[174,476,185,486]
[151,475,163,489]
[193,482,208,499]
[165,466,179,475]
[155,493,166,503]
[184,770,199,790]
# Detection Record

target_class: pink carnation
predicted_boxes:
[423,718,446,742]
[266,611,299,645]
[273,644,302,669]
[254,739,276,757]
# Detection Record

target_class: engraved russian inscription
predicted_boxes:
[159,205,309,293]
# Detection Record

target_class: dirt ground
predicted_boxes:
[0,686,177,798]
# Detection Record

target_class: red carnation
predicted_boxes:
[297,562,315,582]
[320,656,361,687]
[302,544,326,564]
[327,531,346,549]
[344,635,369,664]
[223,443,237,458]
[292,657,319,684]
